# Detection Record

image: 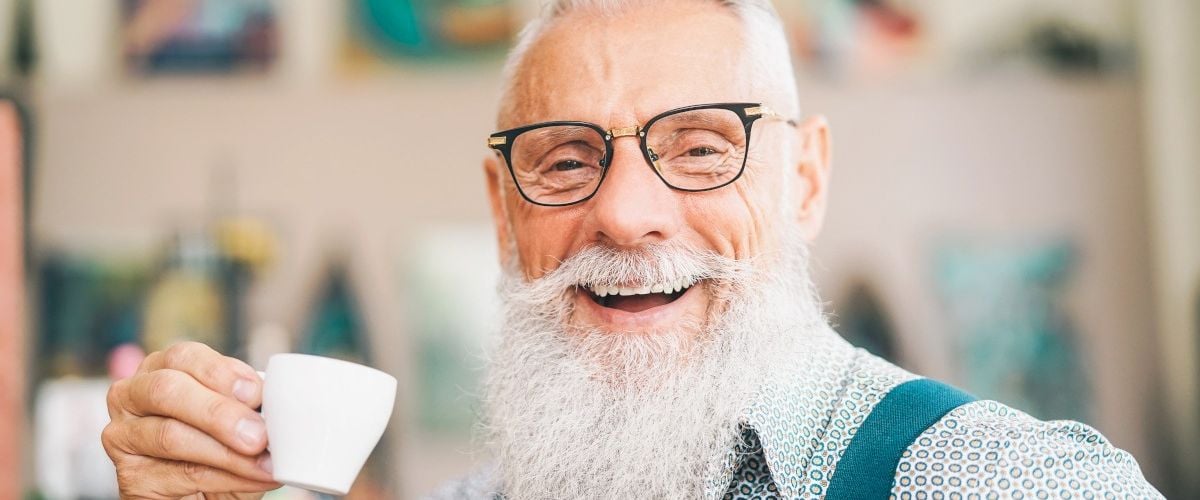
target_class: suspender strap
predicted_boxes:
[825,378,976,499]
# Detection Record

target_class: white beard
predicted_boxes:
[480,229,825,499]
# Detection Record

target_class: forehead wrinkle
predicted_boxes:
[506,19,623,128]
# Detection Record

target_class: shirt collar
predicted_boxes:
[704,325,915,499]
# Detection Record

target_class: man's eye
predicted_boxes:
[552,160,585,171]
[687,147,718,157]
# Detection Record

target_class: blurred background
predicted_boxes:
[0,0,1197,498]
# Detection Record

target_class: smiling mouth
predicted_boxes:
[582,277,697,313]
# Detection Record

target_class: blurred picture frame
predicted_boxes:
[349,0,516,64]
[122,0,277,75]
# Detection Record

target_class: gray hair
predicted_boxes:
[495,0,801,125]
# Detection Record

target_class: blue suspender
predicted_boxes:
[824,378,977,499]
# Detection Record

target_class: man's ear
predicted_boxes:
[791,115,832,241]
[484,153,514,266]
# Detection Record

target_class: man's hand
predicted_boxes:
[102,341,280,499]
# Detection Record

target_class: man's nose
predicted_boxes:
[584,138,682,248]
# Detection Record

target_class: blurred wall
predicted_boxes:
[1139,0,1200,495]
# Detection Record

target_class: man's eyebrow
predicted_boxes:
[520,126,601,147]
[655,110,739,129]
[512,127,604,163]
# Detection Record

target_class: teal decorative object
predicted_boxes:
[934,239,1089,421]
[837,279,900,364]
[357,0,431,54]
[299,260,370,363]
[354,0,515,60]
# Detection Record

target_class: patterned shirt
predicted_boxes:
[431,326,1163,499]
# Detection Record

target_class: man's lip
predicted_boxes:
[572,280,706,331]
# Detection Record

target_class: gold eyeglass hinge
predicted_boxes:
[487,136,507,147]
[744,105,772,117]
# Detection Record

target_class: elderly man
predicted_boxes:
[102,0,1162,498]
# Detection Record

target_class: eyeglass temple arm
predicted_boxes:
[745,105,799,127]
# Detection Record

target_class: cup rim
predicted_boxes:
[266,353,395,382]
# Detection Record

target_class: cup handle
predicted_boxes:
[255,371,270,452]
[255,371,266,408]
[255,371,266,411]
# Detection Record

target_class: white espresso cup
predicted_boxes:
[259,354,397,495]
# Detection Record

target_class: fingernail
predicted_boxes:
[258,454,274,475]
[236,418,266,447]
[232,378,257,404]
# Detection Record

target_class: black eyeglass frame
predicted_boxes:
[486,102,798,207]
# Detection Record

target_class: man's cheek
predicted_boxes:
[691,190,763,260]
[515,232,573,280]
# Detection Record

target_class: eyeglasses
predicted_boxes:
[486,102,797,207]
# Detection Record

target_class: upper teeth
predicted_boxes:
[586,277,696,298]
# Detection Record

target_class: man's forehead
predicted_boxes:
[502,1,749,128]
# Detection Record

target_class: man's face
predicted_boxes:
[485,0,830,339]
[481,5,831,495]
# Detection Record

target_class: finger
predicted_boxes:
[125,369,268,455]
[135,350,163,375]
[107,377,131,420]
[142,341,263,408]
[116,415,275,483]
[115,455,279,500]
